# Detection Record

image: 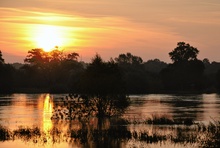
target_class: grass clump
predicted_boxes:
[145,114,174,125]
[13,126,41,141]
[127,114,194,125]
[0,125,11,141]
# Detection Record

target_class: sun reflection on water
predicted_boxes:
[43,94,53,132]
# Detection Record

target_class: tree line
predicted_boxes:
[1,42,220,94]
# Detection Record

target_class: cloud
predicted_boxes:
[1,0,220,62]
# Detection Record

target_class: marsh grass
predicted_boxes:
[0,119,219,147]
[0,125,11,141]
[126,114,194,125]
[197,120,220,147]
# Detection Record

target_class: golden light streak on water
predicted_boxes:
[43,94,53,133]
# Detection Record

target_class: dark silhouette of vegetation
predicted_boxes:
[0,51,15,93]
[1,43,220,147]
[1,41,220,93]
[77,54,129,118]
[114,53,150,94]
[0,119,219,147]
[143,59,167,92]
[79,54,125,95]
[51,55,130,122]
[126,114,194,125]
[161,42,205,92]
[143,59,167,74]
[0,50,4,64]
[115,52,143,65]
[12,48,84,92]
[169,42,199,63]
[0,125,10,141]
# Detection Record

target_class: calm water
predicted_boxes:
[0,93,220,147]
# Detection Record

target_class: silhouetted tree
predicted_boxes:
[161,42,205,91]
[0,51,15,93]
[24,48,49,66]
[0,64,15,93]
[115,53,150,93]
[0,50,4,64]
[77,54,129,118]
[115,52,143,66]
[142,59,167,92]
[49,49,64,62]
[67,52,79,61]
[203,58,210,66]
[22,49,50,90]
[169,42,199,63]
[19,48,84,92]
[144,59,167,74]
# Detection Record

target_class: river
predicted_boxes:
[0,93,219,147]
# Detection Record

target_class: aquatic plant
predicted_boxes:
[0,120,220,147]
[197,120,220,147]
[0,125,11,141]
[126,114,194,125]
[51,94,130,120]
[13,126,42,142]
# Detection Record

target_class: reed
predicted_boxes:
[0,119,219,147]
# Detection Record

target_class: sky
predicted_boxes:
[0,0,220,63]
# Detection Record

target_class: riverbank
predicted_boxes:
[1,87,219,95]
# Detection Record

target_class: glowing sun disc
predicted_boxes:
[34,25,64,52]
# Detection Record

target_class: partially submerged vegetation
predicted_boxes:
[51,55,130,120]
[125,114,194,125]
[0,119,219,147]
[51,94,129,120]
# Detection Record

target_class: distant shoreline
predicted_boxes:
[1,87,218,95]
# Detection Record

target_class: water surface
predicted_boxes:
[0,93,219,147]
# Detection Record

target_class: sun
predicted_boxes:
[34,25,64,52]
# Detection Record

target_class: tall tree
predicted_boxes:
[169,42,199,63]
[0,50,4,64]
[77,54,129,118]
[161,42,205,91]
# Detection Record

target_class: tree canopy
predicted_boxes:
[161,42,204,91]
[169,42,199,63]
[115,52,143,65]
[24,48,48,65]
[70,54,129,118]
[79,54,125,95]
[1,41,220,94]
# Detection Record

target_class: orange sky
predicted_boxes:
[1,0,220,63]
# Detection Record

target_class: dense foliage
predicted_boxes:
[1,42,220,93]
[51,55,129,119]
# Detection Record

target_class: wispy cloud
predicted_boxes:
[1,0,220,62]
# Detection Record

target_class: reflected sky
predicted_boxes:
[127,94,220,122]
[0,93,220,147]
[0,94,55,129]
[201,93,220,122]
[0,93,220,130]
